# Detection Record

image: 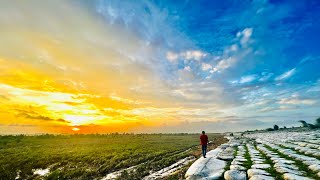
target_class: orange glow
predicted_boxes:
[0,1,220,134]
[72,127,80,132]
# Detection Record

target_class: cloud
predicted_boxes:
[275,68,296,81]
[259,107,277,113]
[7,124,37,127]
[0,83,114,125]
[184,66,192,72]
[237,28,253,47]
[307,81,320,92]
[208,27,255,74]
[172,89,204,101]
[279,98,316,105]
[20,113,70,123]
[109,93,145,105]
[201,63,212,71]
[259,72,273,82]
[211,57,237,73]
[0,94,9,100]
[166,50,207,62]
[1,0,319,134]
[13,106,70,124]
[279,105,297,110]
[239,75,257,84]
[177,66,195,81]
[182,50,207,61]
[166,51,179,63]
[299,55,320,64]
[231,75,258,84]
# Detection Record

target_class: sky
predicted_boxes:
[0,0,320,134]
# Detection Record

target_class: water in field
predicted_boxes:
[33,168,50,176]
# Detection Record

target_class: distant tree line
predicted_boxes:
[263,117,320,132]
[299,117,320,129]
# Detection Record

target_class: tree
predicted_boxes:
[298,120,308,127]
[274,125,279,130]
[316,117,320,127]
[308,123,317,129]
[283,126,287,129]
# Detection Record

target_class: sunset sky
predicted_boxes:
[0,0,320,134]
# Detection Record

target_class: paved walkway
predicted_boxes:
[185,130,320,180]
[185,148,227,179]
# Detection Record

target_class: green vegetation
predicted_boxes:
[264,144,318,179]
[256,146,284,180]
[278,144,320,160]
[266,128,274,131]
[298,117,320,129]
[0,133,223,180]
[299,120,309,127]
[316,117,320,127]
[233,146,238,158]
[245,117,320,133]
[243,144,253,170]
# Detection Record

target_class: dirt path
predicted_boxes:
[191,135,229,158]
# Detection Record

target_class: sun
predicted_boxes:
[72,127,80,132]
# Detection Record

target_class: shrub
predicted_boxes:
[308,124,317,129]
[316,117,320,127]
[299,118,320,129]
[298,120,308,127]
[273,125,279,130]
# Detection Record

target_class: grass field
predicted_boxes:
[0,133,226,180]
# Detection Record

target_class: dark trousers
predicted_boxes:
[202,145,207,157]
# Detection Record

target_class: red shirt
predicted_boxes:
[200,134,208,145]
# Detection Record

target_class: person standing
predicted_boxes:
[200,131,208,158]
